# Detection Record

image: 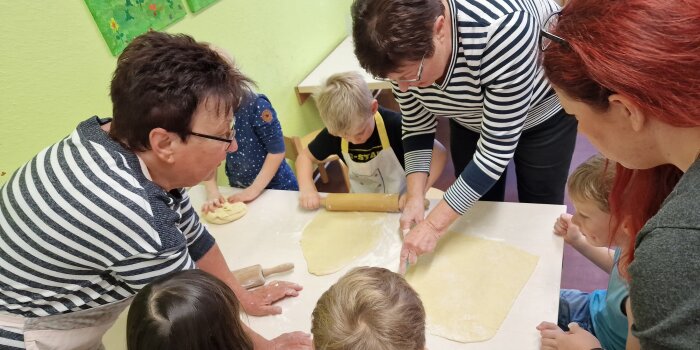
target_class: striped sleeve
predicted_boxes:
[177,189,215,261]
[0,121,199,317]
[445,11,538,214]
[0,327,24,349]
[393,88,437,175]
[112,248,195,291]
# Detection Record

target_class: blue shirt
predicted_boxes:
[225,94,298,190]
[589,248,629,350]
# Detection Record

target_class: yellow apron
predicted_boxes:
[341,112,406,194]
[0,297,132,350]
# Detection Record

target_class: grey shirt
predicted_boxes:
[629,159,700,349]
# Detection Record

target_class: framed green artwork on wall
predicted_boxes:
[185,0,220,13]
[85,0,187,56]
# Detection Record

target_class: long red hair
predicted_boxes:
[543,0,700,126]
[542,0,700,278]
[608,165,683,279]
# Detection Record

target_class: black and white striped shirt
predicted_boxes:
[0,117,214,345]
[396,0,561,214]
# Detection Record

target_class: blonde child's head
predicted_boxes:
[567,155,618,246]
[567,155,616,212]
[314,72,378,143]
[311,266,425,350]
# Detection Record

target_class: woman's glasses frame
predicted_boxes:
[539,11,569,51]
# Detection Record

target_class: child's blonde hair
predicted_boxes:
[311,267,425,350]
[567,155,616,212]
[313,71,373,135]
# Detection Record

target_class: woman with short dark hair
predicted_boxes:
[351,0,577,271]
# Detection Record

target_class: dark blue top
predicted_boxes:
[224,94,298,190]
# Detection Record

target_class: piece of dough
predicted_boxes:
[404,232,538,343]
[301,211,386,275]
[202,202,247,224]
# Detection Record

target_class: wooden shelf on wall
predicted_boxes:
[295,36,392,104]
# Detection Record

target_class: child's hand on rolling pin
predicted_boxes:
[299,189,321,210]
[553,213,584,245]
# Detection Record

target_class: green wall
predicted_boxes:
[0,0,352,186]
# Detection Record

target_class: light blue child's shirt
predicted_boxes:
[589,248,629,350]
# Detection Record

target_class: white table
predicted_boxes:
[188,186,565,350]
[295,36,392,104]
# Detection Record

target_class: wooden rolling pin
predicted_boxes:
[232,263,294,289]
[319,193,429,212]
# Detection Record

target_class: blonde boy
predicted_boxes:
[297,71,446,209]
[311,267,426,350]
[537,155,629,350]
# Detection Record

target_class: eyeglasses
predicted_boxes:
[188,124,236,151]
[373,54,427,83]
[539,11,569,51]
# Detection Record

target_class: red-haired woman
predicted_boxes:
[538,0,700,349]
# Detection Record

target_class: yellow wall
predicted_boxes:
[0,0,352,185]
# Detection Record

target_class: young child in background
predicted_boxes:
[537,155,628,350]
[297,71,446,209]
[311,266,426,350]
[126,269,252,350]
[202,48,298,213]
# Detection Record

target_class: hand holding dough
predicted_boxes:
[202,201,247,224]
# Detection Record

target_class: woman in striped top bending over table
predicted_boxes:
[351,0,577,271]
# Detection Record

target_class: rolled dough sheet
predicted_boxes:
[202,202,247,224]
[301,211,386,275]
[404,232,539,343]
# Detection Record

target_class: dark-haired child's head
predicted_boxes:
[127,269,253,350]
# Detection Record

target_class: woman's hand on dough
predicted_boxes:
[201,195,225,213]
[227,187,261,204]
[398,200,458,274]
[398,219,442,274]
[242,280,303,316]
[399,193,426,232]
[299,190,321,210]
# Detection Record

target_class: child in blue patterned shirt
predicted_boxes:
[201,46,297,212]
[202,92,298,212]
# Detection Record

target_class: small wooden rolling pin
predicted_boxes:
[232,263,294,289]
[319,193,429,213]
